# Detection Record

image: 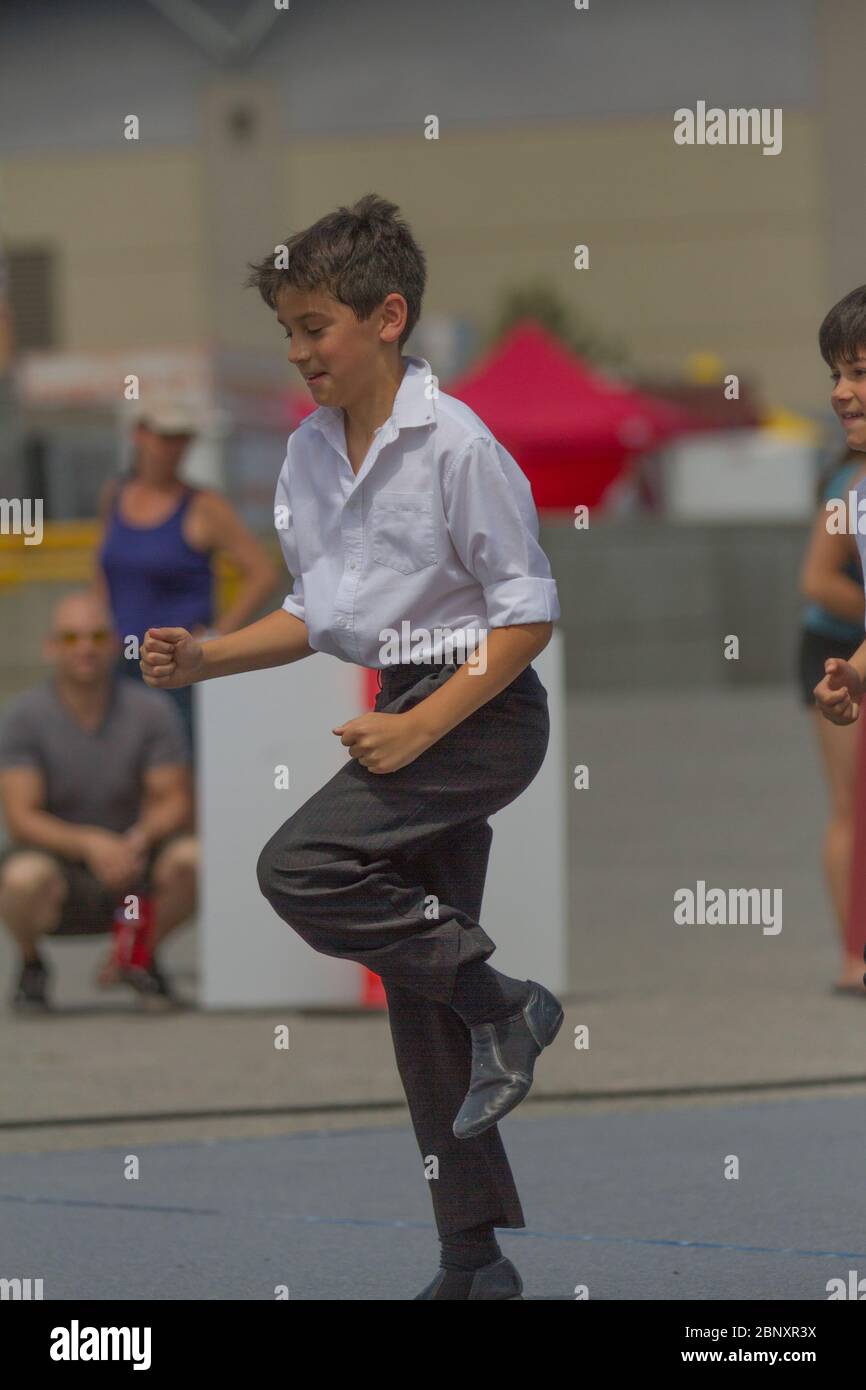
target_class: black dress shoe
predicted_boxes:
[414,1255,524,1300]
[452,979,564,1140]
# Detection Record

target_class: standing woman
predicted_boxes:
[798,447,866,991]
[91,401,280,765]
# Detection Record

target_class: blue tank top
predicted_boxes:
[99,484,214,644]
[802,461,864,642]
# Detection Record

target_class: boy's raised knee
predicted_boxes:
[256,834,325,917]
[255,840,278,903]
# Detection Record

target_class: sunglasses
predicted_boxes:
[55,630,112,645]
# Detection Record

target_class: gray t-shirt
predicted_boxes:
[0,677,190,835]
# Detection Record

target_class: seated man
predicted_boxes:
[0,589,197,1010]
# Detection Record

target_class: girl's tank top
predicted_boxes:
[802,460,865,642]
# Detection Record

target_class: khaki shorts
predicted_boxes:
[0,834,187,936]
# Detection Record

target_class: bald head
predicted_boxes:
[50,590,114,638]
[44,589,120,686]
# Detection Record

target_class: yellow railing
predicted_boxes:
[0,521,263,609]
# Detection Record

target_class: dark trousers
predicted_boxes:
[256,657,550,1236]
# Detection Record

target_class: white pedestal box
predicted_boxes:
[196,630,567,1009]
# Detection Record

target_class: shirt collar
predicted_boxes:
[305,355,437,444]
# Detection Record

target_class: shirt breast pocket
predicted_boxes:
[370,492,438,575]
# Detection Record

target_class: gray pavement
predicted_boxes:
[4,1093,866,1299]
[2,687,865,1299]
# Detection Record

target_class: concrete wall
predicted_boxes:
[0,0,816,150]
[0,112,829,408]
[280,113,827,411]
[1,149,204,350]
[0,0,837,416]
[545,518,813,690]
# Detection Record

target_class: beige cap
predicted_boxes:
[132,399,202,435]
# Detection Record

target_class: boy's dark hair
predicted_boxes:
[245,193,426,351]
[819,284,866,368]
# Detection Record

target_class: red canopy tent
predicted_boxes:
[443,320,695,510]
[284,318,695,511]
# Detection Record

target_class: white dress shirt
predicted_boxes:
[273,353,560,669]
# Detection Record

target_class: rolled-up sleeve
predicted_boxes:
[273,453,306,624]
[442,435,560,627]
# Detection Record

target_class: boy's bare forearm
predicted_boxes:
[410,623,551,741]
[195,608,314,681]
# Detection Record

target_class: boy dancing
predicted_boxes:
[142,194,564,1299]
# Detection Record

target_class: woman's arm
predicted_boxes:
[86,476,121,608]
[194,491,281,634]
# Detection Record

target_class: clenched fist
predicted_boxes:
[140,627,204,690]
[813,657,863,725]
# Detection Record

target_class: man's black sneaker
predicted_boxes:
[12,954,52,1012]
[119,958,179,1009]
